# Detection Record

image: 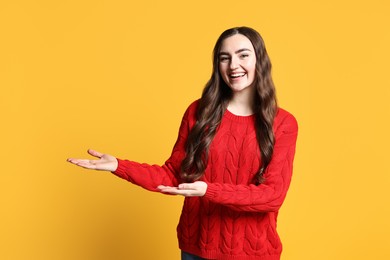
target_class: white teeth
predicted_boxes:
[230,73,245,78]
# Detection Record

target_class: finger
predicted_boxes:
[159,187,198,196]
[75,162,96,169]
[157,186,193,196]
[163,189,191,196]
[67,159,96,169]
[67,158,90,164]
[174,190,198,196]
[157,185,179,193]
[87,149,103,158]
[178,183,197,190]
[67,158,83,164]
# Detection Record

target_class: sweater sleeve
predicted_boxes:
[112,102,196,192]
[203,111,298,212]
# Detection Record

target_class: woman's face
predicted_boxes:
[218,34,257,94]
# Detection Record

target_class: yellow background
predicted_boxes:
[1,0,389,259]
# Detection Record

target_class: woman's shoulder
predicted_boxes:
[275,107,296,120]
[182,99,200,117]
[187,99,200,111]
[274,107,298,132]
[179,99,200,125]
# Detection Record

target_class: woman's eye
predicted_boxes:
[219,57,230,62]
[240,54,249,59]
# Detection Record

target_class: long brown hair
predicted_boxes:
[181,27,277,185]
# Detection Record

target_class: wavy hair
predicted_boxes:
[181,27,277,185]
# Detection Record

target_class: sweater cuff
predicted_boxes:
[112,158,127,179]
[204,182,219,200]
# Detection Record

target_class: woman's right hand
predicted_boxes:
[67,149,118,172]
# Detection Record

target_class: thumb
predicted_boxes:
[87,149,103,158]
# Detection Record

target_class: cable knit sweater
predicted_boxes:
[113,100,298,260]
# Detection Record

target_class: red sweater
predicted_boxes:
[113,100,298,260]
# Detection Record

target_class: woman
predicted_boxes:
[68,26,298,260]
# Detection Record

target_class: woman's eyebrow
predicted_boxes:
[219,52,230,56]
[235,48,252,54]
[219,48,252,55]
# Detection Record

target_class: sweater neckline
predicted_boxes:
[224,109,255,123]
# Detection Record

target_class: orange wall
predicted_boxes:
[1,0,389,259]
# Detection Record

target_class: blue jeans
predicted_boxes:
[181,251,206,260]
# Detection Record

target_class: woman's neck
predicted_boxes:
[227,88,255,116]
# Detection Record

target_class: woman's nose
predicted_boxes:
[229,56,239,70]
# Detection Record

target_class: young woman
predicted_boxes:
[67,26,298,260]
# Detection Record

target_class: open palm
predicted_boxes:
[67,149,118,172]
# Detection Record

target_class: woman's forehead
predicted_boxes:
[220,34,254,52]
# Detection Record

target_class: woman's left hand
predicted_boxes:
[157,181,207,197]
